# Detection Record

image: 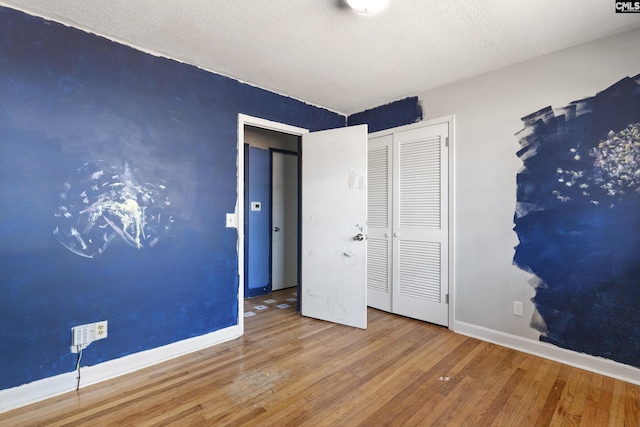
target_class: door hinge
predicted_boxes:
[445,293,449,304]
[445,136,449,147]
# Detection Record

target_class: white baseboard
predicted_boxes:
[453,320,640,385]
[0,325,241,414]
[5,321,638,414]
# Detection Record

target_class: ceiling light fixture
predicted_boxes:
[346,0,389,14]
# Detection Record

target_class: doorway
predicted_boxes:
[236,115,308,334]
[243,126,300,298]
[237,114,369,333]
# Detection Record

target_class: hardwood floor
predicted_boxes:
[1,289,639,426]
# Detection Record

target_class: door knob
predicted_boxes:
[393,232,399,238]
[354,233,364,241]
[274,227,280,232]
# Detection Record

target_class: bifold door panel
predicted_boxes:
[367,123,449,326]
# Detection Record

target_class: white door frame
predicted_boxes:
[236,114,309,335]
[368,114,455,329]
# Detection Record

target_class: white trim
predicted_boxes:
[238,114,310,136]
[368,114,455,139]
[236,114,309,334]
[447,115,456,330]
[0,325,240,414]
[453,320,640,385]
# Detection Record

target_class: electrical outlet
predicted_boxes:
[71,320,108,353]
[95,320,108,340]
[513,301,524,317]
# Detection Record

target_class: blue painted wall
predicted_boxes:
[347,96,423,133]
[0,6,344,390]
[246,147,271,295]
[513,75,640,368]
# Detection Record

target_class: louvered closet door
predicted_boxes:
[367,135,393,311]
[392,123,449,326]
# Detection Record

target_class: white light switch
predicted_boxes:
[226,213,237,228]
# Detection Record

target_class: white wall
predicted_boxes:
[416,28,640,380]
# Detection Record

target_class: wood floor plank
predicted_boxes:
[561,368,592,426]
[476,366,527,426]
[356,338,482,426]
[609,377,627,426]
[537,376,568,426]
[486,354,545,426]
[577,372,604,427]
[547,365,579,426]
[411,375,482,426]
[588,376,615,427]
[625,382,640,426]
[521,359,562,425]
[0,289,638,426]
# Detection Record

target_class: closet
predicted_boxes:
[367,120,450,326]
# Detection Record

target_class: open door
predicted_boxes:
[300,125,368,329]
[271,150,298,291]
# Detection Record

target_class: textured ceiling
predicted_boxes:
[1,0,639,114]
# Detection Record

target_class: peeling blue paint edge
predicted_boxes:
[347,96,423,133]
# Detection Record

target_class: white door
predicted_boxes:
[392,123,449,326]
[366,135,392,312]
[271,151,298,291]
[301,125,368,329]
